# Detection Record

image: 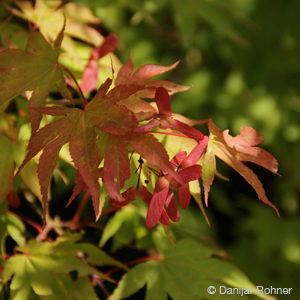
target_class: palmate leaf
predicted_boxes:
[103,135,131,202]
[1,232,125,300]
[16,107,81,222]
[109,235,274,300]
[18,74,185,222]
[115,55,191,120]
[7,0,103,50]
[203,119,279,215]
[99,205,142,250]
[0,25,71,132]
[7,0,123,88]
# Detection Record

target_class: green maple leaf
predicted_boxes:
[0,24,71,132]
[0,201,25,248]
[8,0,103,51]
[109,232,275,300]
[1,232,125,300]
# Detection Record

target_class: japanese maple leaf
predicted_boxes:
[110,166,202,229]
[15,106,81,222]
[81,33,118,92]
[202,119,279,215]
[15,79,140,221]
[114,55,191,121]
[7,0,103,54]
[145,138,209,228]
[16,80,183,222]
[109,139,208,228]
[0,24,71,132]
[108,186,174,227]
[170,136,209,209]
[134,87,205,141]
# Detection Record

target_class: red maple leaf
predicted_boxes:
[16,78,186,223]
[145,138,208,228]
[81,33,118,92]
[109,138,208,228]
[134,87,204,141]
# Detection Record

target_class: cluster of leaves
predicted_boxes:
[75,0,300,297]
[0,22,279,228]
[0,0,281,299]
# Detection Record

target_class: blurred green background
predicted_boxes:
[69,0,300,297]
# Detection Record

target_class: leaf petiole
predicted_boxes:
[58,63,88,107]
[150,130,195,140]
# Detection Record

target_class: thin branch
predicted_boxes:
[46,98,83,106]
[8,209,42,233]
[101,207,121,215]
[57,63,88,106]
[104,255,162,278]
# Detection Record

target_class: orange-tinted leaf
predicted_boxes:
[120,95,157,121]
[133,61,180,82]
[105,84,145,105]
[69,123,102,217]
[16,108,80,221]
[86,81,144,107]
[66,171,87,207]
[223,127,278,174]
[208,119,279,215]
[31,106,74,116]
[86,103,137,135]
[37,135,66,222]
[103,136,131,202]
[115,56,190,97]
[115,53,134,85]
[16,109,80,176]
[96,78,113,98]
[136,80,191,99]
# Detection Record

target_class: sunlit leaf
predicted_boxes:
[1,232,123,299]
